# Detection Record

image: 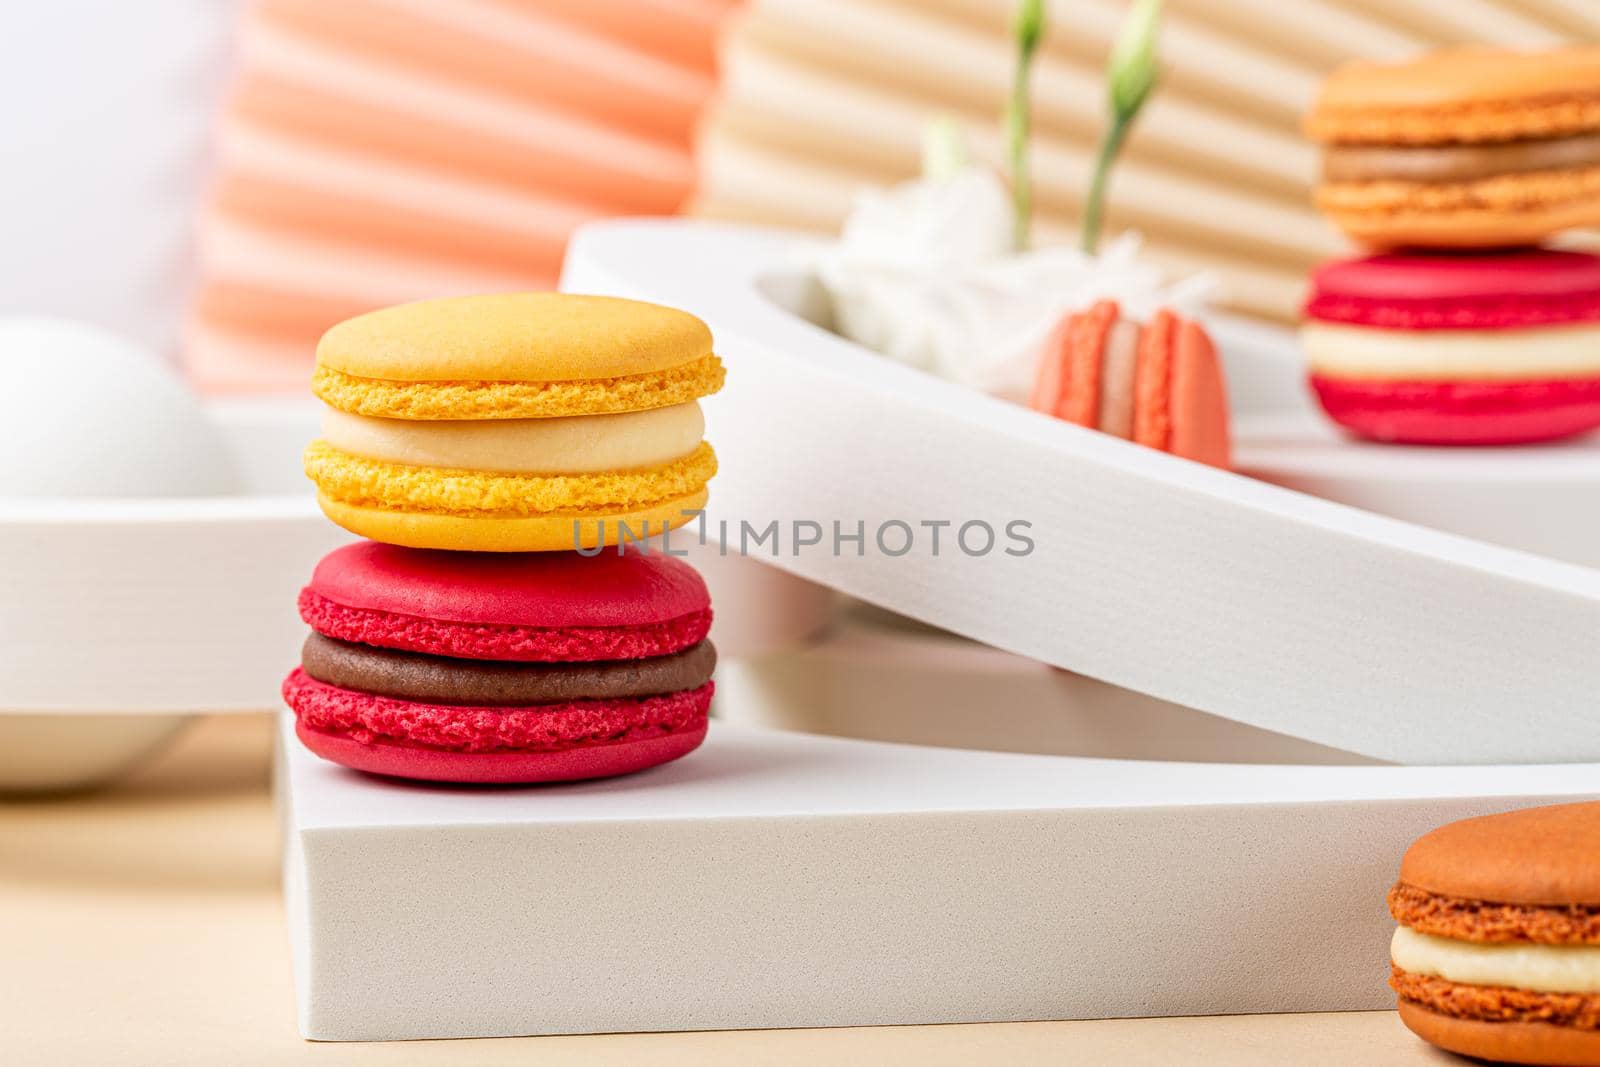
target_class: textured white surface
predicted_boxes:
[280,715,1600,1040]
[563,220,1600,766]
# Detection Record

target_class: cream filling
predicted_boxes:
[1097,319,1141,439]
[1323,133,1600,184]
[1392,925,1600,994]
[1303,320,1600,381]
[320,401,705,474]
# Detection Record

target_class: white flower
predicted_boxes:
[816,168,1213,401]
[833,168,1014,271]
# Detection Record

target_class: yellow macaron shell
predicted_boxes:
[312,356,724,421]
[305,440,715,519]
[316,489,710,553]
[320,402,705,475]
[312,292,725,420]
[319,292,712,381]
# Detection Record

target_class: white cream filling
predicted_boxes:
[321,402,704,475]
[1303,320,1600,380]
[1097,318,1142,440]
[1392,925,1600,994]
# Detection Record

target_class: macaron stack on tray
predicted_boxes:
[283,292,724,783]
[560,218,1600,767]
[272,218,1600,1041]
[1303,46,1600,444]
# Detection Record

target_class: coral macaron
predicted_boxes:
[1389,802,1600,1066]
[1304,250,1600,444]
[283,540,715,783]
[305,292,724,552]
[1029,301,1230,468]
[1307,46,1600,249]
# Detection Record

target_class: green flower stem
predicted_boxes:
[1082,0,1162,255]
[1080,112,1131,255]
[1006,0,1045,252]
[1006,67,1032,251]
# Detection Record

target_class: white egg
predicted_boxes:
[0,317,238,497]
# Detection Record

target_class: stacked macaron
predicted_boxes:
[1304,46,1600,445]
[1388,802,1600,1066]
[1029,301,1231,469]
[285,292,724,783]
[1304,252,1600,445]
[305,292,722,551]
[284,542,716,783]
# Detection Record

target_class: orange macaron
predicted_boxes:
[1030,301,1230,468]
[1388,802,1600,1066]
[1306,46,1600,249]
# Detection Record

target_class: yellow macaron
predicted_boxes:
[305,293,723,552]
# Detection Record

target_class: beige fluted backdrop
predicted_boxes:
[691,0,1599,322]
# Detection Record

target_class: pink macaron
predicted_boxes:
[1303,250,1600,445]
[284,541,714,783]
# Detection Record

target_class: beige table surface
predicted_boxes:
[3,715,1462,1066]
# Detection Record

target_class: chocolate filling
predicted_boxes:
[1322,132,1600,184]
[301,632,716,706]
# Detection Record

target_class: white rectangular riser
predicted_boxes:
[561,221,1600,765]
[281,718,1598,1040]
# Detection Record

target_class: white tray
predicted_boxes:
[0,397,834,716]
[0,400,346,713]
[715,601,1372,764]
[280,713,1600,1040]
[562,220,1600,766]
[1238,410,1600,570]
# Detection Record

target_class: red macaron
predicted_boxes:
[284,541,714,784]
[1303,250,1600,445]
[1030,301,1231,468]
